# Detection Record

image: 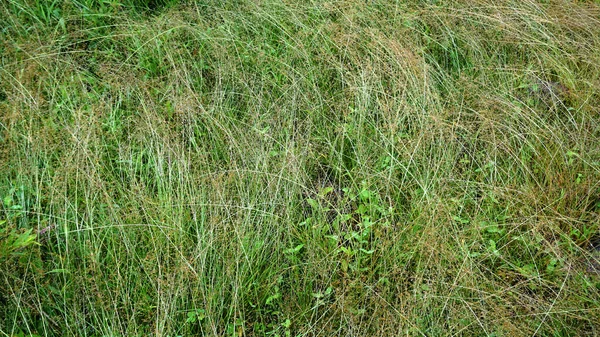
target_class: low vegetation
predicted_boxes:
[1,0,600,336]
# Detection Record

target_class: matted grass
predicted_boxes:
[1,0,599,336]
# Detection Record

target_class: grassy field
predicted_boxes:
[1,0,600,336]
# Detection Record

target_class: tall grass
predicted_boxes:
[1,0,600,336]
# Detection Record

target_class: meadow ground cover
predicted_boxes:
[1,0,600,336]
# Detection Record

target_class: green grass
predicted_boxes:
[1,0,600,336]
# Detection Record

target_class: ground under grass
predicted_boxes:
[1,0,600,336]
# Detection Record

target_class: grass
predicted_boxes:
[1,0,600,336]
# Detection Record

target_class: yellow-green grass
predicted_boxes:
[1,0,599,336]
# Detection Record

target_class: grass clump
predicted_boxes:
[1,0,600,336]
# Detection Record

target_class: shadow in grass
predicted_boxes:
[128,0,181,14]
[586,234,600,274]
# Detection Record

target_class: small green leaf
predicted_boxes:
[546,258,558,274]
[186,312,196,323]
[520,264,537,277]
[13,229,38,248]
[488,239,497,251]
[284,244,304,254]
[341,259,348,272]
[411,224,423,234]
[311,291,323,299]
[485,225,504,234]
[334,213,352,225]
[265,291,280,306]
[566,151,578,157]
[3,195,12,207]
[307,198,319,210]
[325,235,339,243]
[357,204,368,215]
[319,186,334,197]
[339,246,354,256]
[359,189,372,201]
[453,216,469,224]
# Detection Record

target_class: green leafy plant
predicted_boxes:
[311,183,392,277]
[0,222,39,258]
[1,187,39,259]
[185,308,206,324]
